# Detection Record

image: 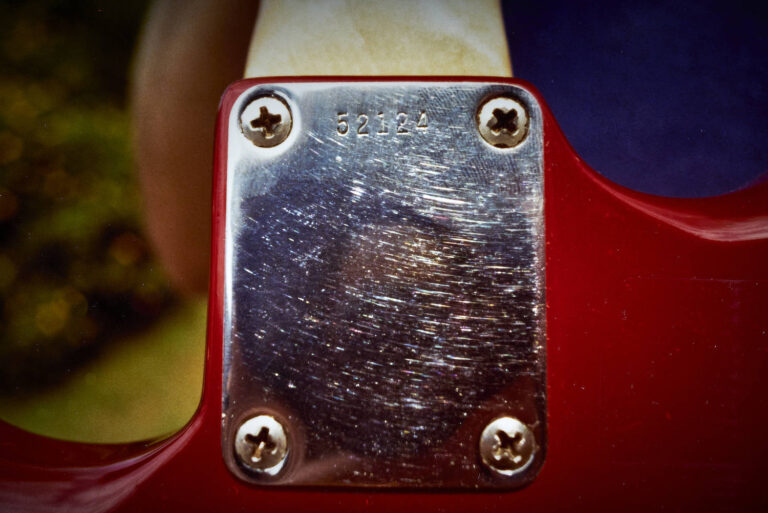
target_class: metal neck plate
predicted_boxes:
[221,80,546,488]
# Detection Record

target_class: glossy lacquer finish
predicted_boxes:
[1,78,766,512]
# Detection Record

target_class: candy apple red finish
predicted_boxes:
[1,78,765,512]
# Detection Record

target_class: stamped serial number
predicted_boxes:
[336,110,428,136]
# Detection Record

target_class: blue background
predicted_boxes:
[503,0,767,197]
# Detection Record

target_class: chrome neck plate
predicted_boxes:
[221,81,546,488]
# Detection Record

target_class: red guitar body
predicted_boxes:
[1,78,765,512]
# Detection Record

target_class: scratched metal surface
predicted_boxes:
[222,82,546,488]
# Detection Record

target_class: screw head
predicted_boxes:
[479,416,535,477]
[477,96,529,148]
[240,95,292,147]
[234,415,289,476]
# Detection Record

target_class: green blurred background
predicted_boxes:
[0,0,205,442]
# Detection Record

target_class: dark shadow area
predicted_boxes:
[0,0,176,394]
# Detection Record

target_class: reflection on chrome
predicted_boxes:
[222,82,547,488]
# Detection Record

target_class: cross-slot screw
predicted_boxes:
[240,95,292,148]
[234,415,289,476]
[479,416,536,477]
[477,96,529,148]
